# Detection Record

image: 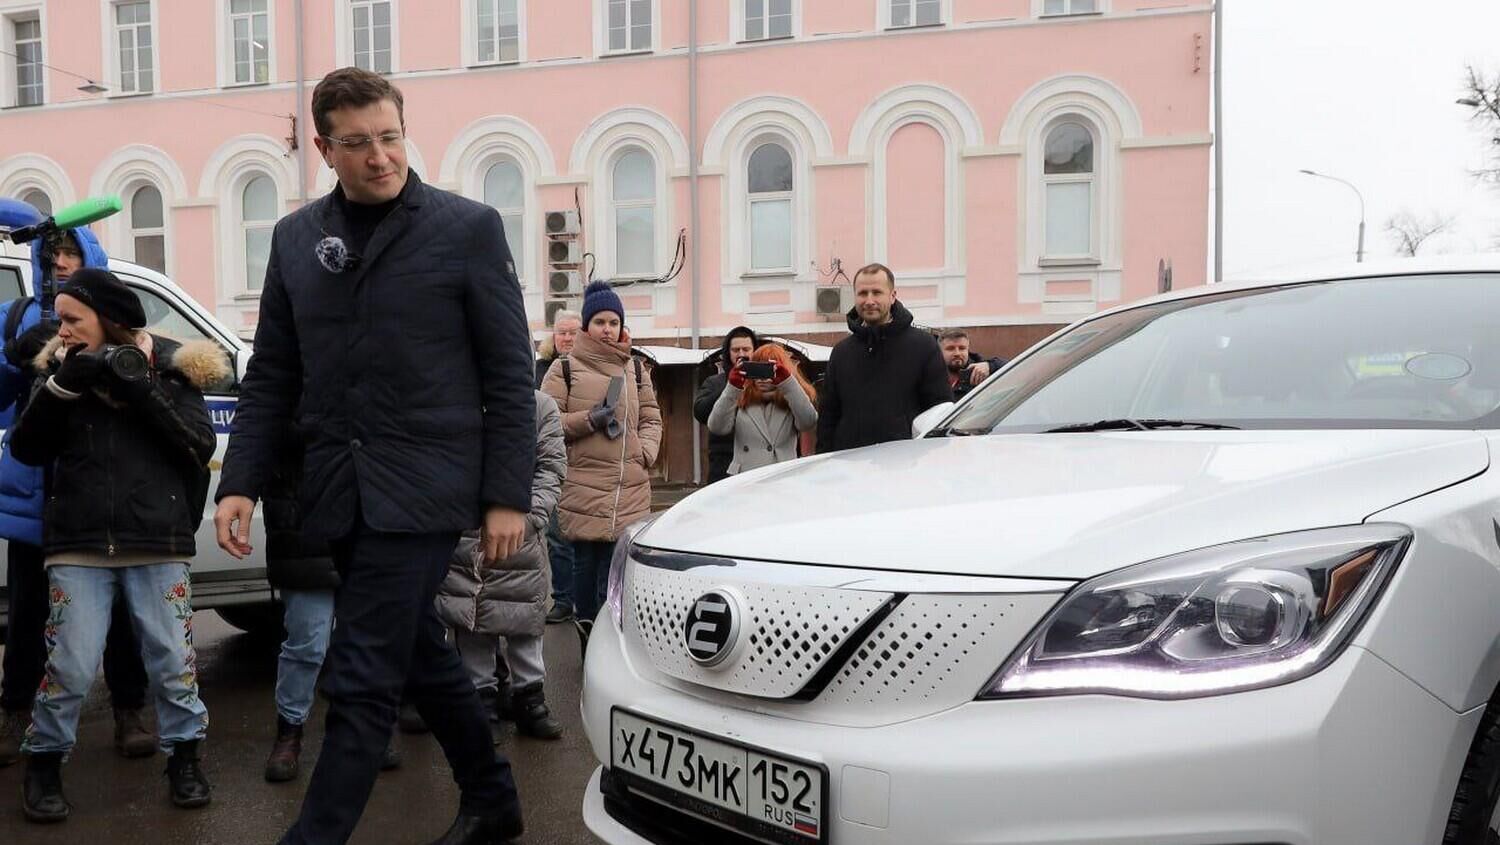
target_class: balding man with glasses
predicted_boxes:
[215,67,534,845]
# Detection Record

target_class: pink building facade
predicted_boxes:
[0,0,1212,342]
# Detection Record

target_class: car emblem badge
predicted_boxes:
[685,589,741,667]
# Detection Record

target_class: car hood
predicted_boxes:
[640,431,1490,580]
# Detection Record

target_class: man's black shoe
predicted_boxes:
[165,740,212,809]
[22,752,69,823]
[545,603,573,624]
[427,811,524,845]
[380,741,402,771]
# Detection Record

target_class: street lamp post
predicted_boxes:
[1299,169,1365,263]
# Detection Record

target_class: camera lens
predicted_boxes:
[105,345,149,383]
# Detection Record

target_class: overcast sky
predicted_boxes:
[1220,0,1500,279]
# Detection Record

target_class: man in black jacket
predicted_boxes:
[817,264,951,453]
[214,68,534,845]
[938,329,1008,400]
[692,326,757,483]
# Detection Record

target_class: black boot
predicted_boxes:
[427,811,524,845]
[380,741,402,771]
[512,682,563,740]
[165,740,212,809]
[264,717,303,783]
[22,752,69,823]
[398,702,430,734]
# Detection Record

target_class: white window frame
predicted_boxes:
[463,0,526,67]
[18,187,51,215]
[879,0,948,31]
[733,0,800,43]
[605,144,660,280]
[1,8,45,108]
[480,155,529,286]
[594,0,659,57]
[335,0,400,74]
[1037,116,1101,265]
[217,0,275,88]
[124,180,167,273]
[1034,0,1107,17]
[101,0,159,97]
[745,140,796,274]
[237,171,278,294]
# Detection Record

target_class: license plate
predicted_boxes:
[610,708,826,843]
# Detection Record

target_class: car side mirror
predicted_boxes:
[912,402,956,439]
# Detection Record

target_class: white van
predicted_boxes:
[0,235,277,636]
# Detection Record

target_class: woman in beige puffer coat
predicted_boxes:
[541,281,661,624]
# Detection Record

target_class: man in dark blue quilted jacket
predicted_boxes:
[215,68,535,845]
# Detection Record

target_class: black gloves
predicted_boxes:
[53,345,105,395]
[3,320,58,369]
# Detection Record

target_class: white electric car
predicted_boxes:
[581,258,1500,845]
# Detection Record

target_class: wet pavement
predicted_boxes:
[0,611,603,844]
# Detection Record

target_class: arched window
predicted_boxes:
[241,174,277,291]
[20,189,51,217]
[747,142,793,271]
[483,159,526,280]
[611,147,656,277]
[128,183,166,272]
[1042,121,1095,259]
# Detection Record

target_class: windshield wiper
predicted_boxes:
[1043,418,1241,433]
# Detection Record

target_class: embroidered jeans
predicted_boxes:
[25,563,208,756]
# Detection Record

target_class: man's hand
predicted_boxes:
[215,495,257,559]
[4,320,57,369]
[482,506,527,566]
[969,361,992,386]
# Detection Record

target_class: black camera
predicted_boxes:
[99,344,149,383]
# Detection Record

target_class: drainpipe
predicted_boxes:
[294,0,308,203]
[1212,0,1223,281]
[687,0,703,485]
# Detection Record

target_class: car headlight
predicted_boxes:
[606,517,656,627]
[981,524,1410,700]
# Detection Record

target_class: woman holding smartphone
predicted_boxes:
[707,343,818,476]
[10,268,222,822]
[541,281,661,634]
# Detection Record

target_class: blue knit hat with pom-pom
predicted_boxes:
[581,280,625,326]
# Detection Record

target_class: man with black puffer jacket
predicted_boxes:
[817,263,952,453]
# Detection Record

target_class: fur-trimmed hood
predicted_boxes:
[34,333,233,392]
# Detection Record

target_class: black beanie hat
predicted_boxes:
[57,268,147,329]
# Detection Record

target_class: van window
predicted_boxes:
[0,265,23,302]
[129,284,238,395]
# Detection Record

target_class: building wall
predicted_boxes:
[0,0,1212,341]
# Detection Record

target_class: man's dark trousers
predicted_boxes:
[2,540,148,714]
[280,519,519,845]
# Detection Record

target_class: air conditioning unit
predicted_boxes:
[544,298,578,326]
[548,270,583,296]
[815,285,848,317]
[547,239,583,266]
[545,210,581,236]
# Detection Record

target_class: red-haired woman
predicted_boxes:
[706,343,818,475]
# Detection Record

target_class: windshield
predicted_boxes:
[945,274,1500,434]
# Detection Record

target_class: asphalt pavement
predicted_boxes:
[0,610,604,844]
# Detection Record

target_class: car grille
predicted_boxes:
[627,561,892,699]
[622,553,1063,725]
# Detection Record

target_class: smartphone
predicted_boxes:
[740,361,775,380]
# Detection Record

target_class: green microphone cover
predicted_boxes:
[51,196,123,230]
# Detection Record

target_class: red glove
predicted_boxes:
[772,362,792,385]
[727,363,747,389]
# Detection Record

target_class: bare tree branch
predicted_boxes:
[1461,64,1500,183]
[1384,210,1455,257]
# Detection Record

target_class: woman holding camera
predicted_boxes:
[541,281,661,630]
[10,268,223,822]
[707,343,818,476]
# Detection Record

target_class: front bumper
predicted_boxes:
[581,612,1477,845]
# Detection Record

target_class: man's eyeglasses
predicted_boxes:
[321,131,405,153]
